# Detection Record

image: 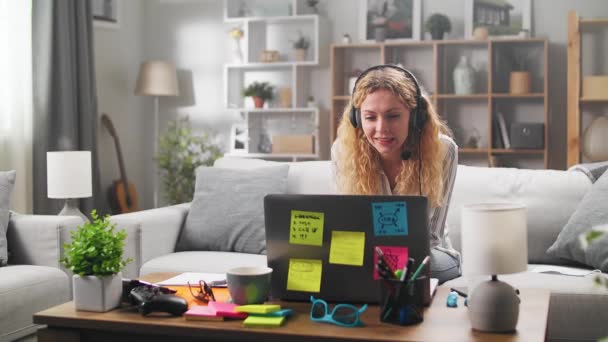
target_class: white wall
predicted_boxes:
[94,0,608,209]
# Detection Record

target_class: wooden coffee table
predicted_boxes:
[34,273,549,342]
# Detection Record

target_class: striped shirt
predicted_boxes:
[331,134,460,260]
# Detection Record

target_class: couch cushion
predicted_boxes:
[0,265,69,340]
[1,170,16,266]
[176,165,289,254]
[139,251,268,276]
[214,157,335,194]
[547,170,608,271]
[447,165,591,265]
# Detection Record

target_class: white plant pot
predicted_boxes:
[73,272,123,312]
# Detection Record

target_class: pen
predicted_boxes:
[402,258,414,282]
[450,287,468,298]
[407,255,430,285]
[375,247,396,276]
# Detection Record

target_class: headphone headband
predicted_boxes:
[351,64,422,100]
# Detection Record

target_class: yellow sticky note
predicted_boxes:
[329,231,366,266]
[289,210,324,246]
[287,258,322,293]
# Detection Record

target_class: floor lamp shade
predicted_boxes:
[134,61,179,96]
[47,151,92,199]
[461,203,527,333]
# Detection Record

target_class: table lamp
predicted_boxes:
[461,203,527,333]
[134,60,179,208]
[47,151,92,223]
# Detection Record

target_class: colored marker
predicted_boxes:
[407,255,430,285]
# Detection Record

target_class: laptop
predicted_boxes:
[264,194,432,304]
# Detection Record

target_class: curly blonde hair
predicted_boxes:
[335,66,451,207]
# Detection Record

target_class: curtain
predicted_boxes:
[0,0,33,214]
[32,0,106,216]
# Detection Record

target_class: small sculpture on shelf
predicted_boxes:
[425,13,451,40]
[307,95,316,107]
[228,27,244,64]
[306,0,319,14]
[342,33,352,44]
[290,31,310,61]
[242,81,274,108]
[453,55,475,94]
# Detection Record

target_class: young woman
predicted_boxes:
[331,65,460,284]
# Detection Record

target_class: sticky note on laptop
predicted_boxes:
[287,258,322,292]
[372,201,408,236]
[373,246,408,280]
[329,231,365,266]
[289,210,324,246]
[243,315,286,328]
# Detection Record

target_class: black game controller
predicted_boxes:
[122,279,176,304]
[129,285,188,316]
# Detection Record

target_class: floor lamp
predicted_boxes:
[134,61,179,208]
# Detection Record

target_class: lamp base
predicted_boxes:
[58,199,90,223]
[467,275,520,333]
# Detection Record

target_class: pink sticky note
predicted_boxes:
[208,302,248,319]
[373,246,408,280]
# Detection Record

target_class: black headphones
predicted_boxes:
[349,64,428,134]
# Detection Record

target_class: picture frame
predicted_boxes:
[360,0,421,42]
[230,123,249,154]
[465,0,531,39]
[92,0,120,29]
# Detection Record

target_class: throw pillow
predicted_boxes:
[176,164,289,254]
[1,170,16,266]
[547,169,608,271]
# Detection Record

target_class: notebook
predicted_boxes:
[264,194,432,305]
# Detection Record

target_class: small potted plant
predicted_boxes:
[291,31,310,61]
[242,81,274,108]
[61,210,131,312]
[506,49,535,94]
[425,13,451,40]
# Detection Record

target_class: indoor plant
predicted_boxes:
[155,117,222,205]
[61,210,132,312]
[425,13,451,40]
[242,81,274,108]
[291,31,310,61]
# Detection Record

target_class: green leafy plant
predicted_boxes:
[61,210,131,277]
[291,31,310,50]
[242,81,274,101]
[425,13,451,39]
[156,117,223,205]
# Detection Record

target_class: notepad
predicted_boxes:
[184,305,224,321]
[243,315,286,328]
[208,301,248,319]
[235,304,281,314]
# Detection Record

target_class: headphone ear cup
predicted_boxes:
[350,106,359,128]
[415,98,428,130]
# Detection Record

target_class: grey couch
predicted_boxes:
[111,157,608,342]
[0,214,81,341]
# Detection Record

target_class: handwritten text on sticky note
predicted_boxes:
[373,246,408,280]
[287,258,322,293]
[372,202,408,236]
[329,231,365,266]
[289,210,324,246]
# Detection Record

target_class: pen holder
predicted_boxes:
[378,276,426,326]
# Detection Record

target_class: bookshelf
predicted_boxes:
[330,38,549,169]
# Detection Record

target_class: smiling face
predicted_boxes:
[360,89,411,161]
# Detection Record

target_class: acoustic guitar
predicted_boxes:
[101,113,139,213]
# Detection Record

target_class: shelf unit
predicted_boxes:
[330,38,549,169]
[567,11,608,167]
[223,0,322,161]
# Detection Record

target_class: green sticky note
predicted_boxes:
[329,230,366,266]
[243,315,286,328]
[289,210,324,246]
[287,258,322,293]
[235,304,281,314]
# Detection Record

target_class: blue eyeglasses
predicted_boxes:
[309,296,368,327]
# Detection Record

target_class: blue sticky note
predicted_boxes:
[372,202,408,236]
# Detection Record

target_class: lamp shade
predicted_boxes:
[47,151,92,199]
[461,203,527,276]
[134,61,179,96]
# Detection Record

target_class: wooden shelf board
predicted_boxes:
[332,43,382,49]
[580,97,608,103]
[492,93,545,98]
[436,39,488,45]
[491,149,545,154]
[459,148,489,153]
[436,94,489,99]
[489,38,547,44]
[580,18,608,26]
[225,14,317,24]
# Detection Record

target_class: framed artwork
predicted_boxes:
[92,0,120,29]
[465,0,531,39]
[360,0,421,42]
[230,123,249,154]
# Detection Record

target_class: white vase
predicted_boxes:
[73,272,123,312]
[453,56,475,94]
[233,39,243,64]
